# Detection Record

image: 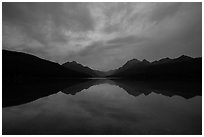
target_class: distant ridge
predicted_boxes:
[108,55,202,81]
[62,61,104,77]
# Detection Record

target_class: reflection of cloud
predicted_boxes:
[79,99,150,123]
[73,84,151,123]
[3,2,202,71]
[3,83,202,134]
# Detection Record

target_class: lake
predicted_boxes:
[2,79,202,135]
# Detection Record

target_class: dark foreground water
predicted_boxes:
[2,79,202,135]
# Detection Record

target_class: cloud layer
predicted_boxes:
[3,2,202,71]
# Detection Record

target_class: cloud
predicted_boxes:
[107,35,145,45]
[3,3,94,49]
[2,2,202,71]
[150,3,182,23]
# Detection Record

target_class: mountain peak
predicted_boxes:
[151,57,172,64]
[159,57,171,62]
[127,59,140,64]
[176,55,193,61]
[63,61,82,66]
[70,61,79,64]
[178,55,192,59]
[118,58,141,70]
[62,60,101,77]
[142,59,150,63]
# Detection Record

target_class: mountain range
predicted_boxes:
[110,55,202,80]
[3,50,202,81]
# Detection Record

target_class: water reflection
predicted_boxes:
[3,79,202,135]
[61,79,202,99]
[3,79,90,107]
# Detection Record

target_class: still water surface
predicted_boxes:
[2,80,202,135]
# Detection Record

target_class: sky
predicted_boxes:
[2,2,202,71]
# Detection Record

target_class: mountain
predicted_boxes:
[3,50,92,83]
[109,55,202,81]
[152,57,172,64]
[62,61,105,77]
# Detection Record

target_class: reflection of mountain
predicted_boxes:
[61,79,97,95]
[109,55,202,81]
[112,80,202,99]
[61,79,115,95]
[3,79,89,107]
[3,50,92,83]
[3,79,201,107]
[62,79,201,99]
